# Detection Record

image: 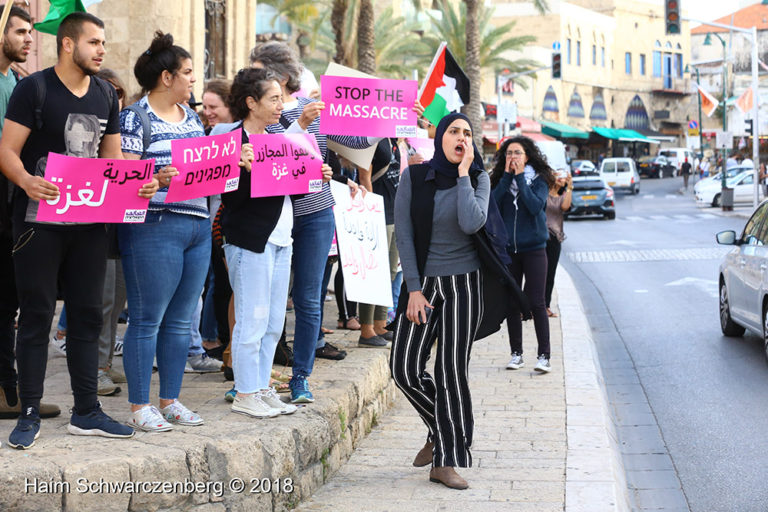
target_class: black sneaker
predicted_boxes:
[316,343,347,360]
[8,406,41,449]
[67,403,135,438]
[223,365,234,381]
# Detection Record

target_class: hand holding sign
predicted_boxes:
[298,101,325,130]
[249,133,323,198]
[22,174,60,202]
[240,143,254,172]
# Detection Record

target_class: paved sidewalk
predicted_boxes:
[297,269,629,512]
[0,268,628,511]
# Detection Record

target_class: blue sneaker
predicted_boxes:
[8,406,40,450]
[224,386,237,403]
[67,403,135,438]
[290,375,314,404]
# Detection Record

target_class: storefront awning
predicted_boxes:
[635,128,676,143]
[592,127,659,144]
[540,120,590,140]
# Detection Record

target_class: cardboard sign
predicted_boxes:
[249,133,323,198]
[320,75,418,138]
[165,129,242,202]
[37,153,154,223]
[330,181,393,308]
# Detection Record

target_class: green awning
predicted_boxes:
[592,127,659,144]
[540,120,590,140]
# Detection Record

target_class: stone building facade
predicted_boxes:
[14,0,258,100]
[484,0,694,150]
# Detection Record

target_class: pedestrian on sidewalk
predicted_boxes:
[544,169,572,318]
[119,32,210,432]
[681,158,692,191]
[390,113,489,490]
[0,12,153,448]
[491,136,556,373]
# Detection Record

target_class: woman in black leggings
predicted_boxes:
[490,136,556,373]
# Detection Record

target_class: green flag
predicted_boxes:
[34,0,86,36]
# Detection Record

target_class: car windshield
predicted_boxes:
[573,179,605,190]
[727,172,752,186]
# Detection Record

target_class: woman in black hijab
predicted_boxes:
[390,113,489,489]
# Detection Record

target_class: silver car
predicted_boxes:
[717,200,768,360]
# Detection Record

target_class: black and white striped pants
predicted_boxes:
[389,269,483,468]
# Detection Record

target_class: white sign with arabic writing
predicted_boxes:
[330,181,393,308]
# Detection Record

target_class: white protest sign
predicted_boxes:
[330,181,393,308]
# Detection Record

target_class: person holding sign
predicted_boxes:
[390,113,489,489]
[118,32,211,432]
[222,67,332,418]
[250,42,375,404]
[0,12,154,449]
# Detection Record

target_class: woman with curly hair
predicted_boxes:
[490,136,556,373]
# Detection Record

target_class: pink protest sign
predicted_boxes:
[36,153,154,223]
[165,129,242,203]
[249,133,323,198]
[407,137,435,162]
[319,76,418,138]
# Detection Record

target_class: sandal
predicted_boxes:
[547,308,558,318]
[337,317,361,330]
[321,327,335,335]
[270,369,291,383]
[270,379,291,393]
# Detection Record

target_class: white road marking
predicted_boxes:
[568,247,731,263]
[664,276,719,298]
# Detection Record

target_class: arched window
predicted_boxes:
[624,95,650,130]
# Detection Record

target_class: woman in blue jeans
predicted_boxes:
[118,32,210,431]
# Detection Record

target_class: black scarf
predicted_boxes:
[428,112,485,189]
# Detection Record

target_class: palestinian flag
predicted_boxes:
[34,0,92,36]
[419,42,471,126]
[697,85,719,118]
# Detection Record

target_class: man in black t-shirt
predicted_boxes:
[0,13,156,449]
[681,158,692,191]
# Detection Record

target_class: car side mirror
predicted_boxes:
[716,230,737,245]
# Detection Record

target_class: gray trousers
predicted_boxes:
[99,259,127,369]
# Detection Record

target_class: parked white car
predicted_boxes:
[717,200,768,360]
[694,165,752,194]
[660,147,698,175]
[599,157,640,194]
[695,169,763,207]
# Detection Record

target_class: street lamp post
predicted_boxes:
[704,32,728,132]
[686,64,705,158]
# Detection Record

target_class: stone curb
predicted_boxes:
[0,332,396,512]
[557,267,631,512]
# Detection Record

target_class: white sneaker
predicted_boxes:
[50,335,66,356]
[126,405,173,432]
[506,352,524,370]
[232,394,280,418]
[534,355,551,373]
[113,336,124,356]
[186,353,223,373]
[160,400,204,426]
[258,388,297,415]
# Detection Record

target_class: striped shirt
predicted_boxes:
[120,96,209,218]
[266,97,371,217]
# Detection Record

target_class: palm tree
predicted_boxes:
[259,0,329,59]
[357,0,376,74]
[464,0,482,148]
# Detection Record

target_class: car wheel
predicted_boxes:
[720,280,745,337]
[633,185,639,195]
[712,193,721,207]
[605,211,616,220]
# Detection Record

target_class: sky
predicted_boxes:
[682,0,757,26]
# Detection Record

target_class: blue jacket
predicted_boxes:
[492,172,549,253]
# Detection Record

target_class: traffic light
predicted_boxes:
[745,119,754,136]
[665,0,681,35]
[552,51,561,79]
